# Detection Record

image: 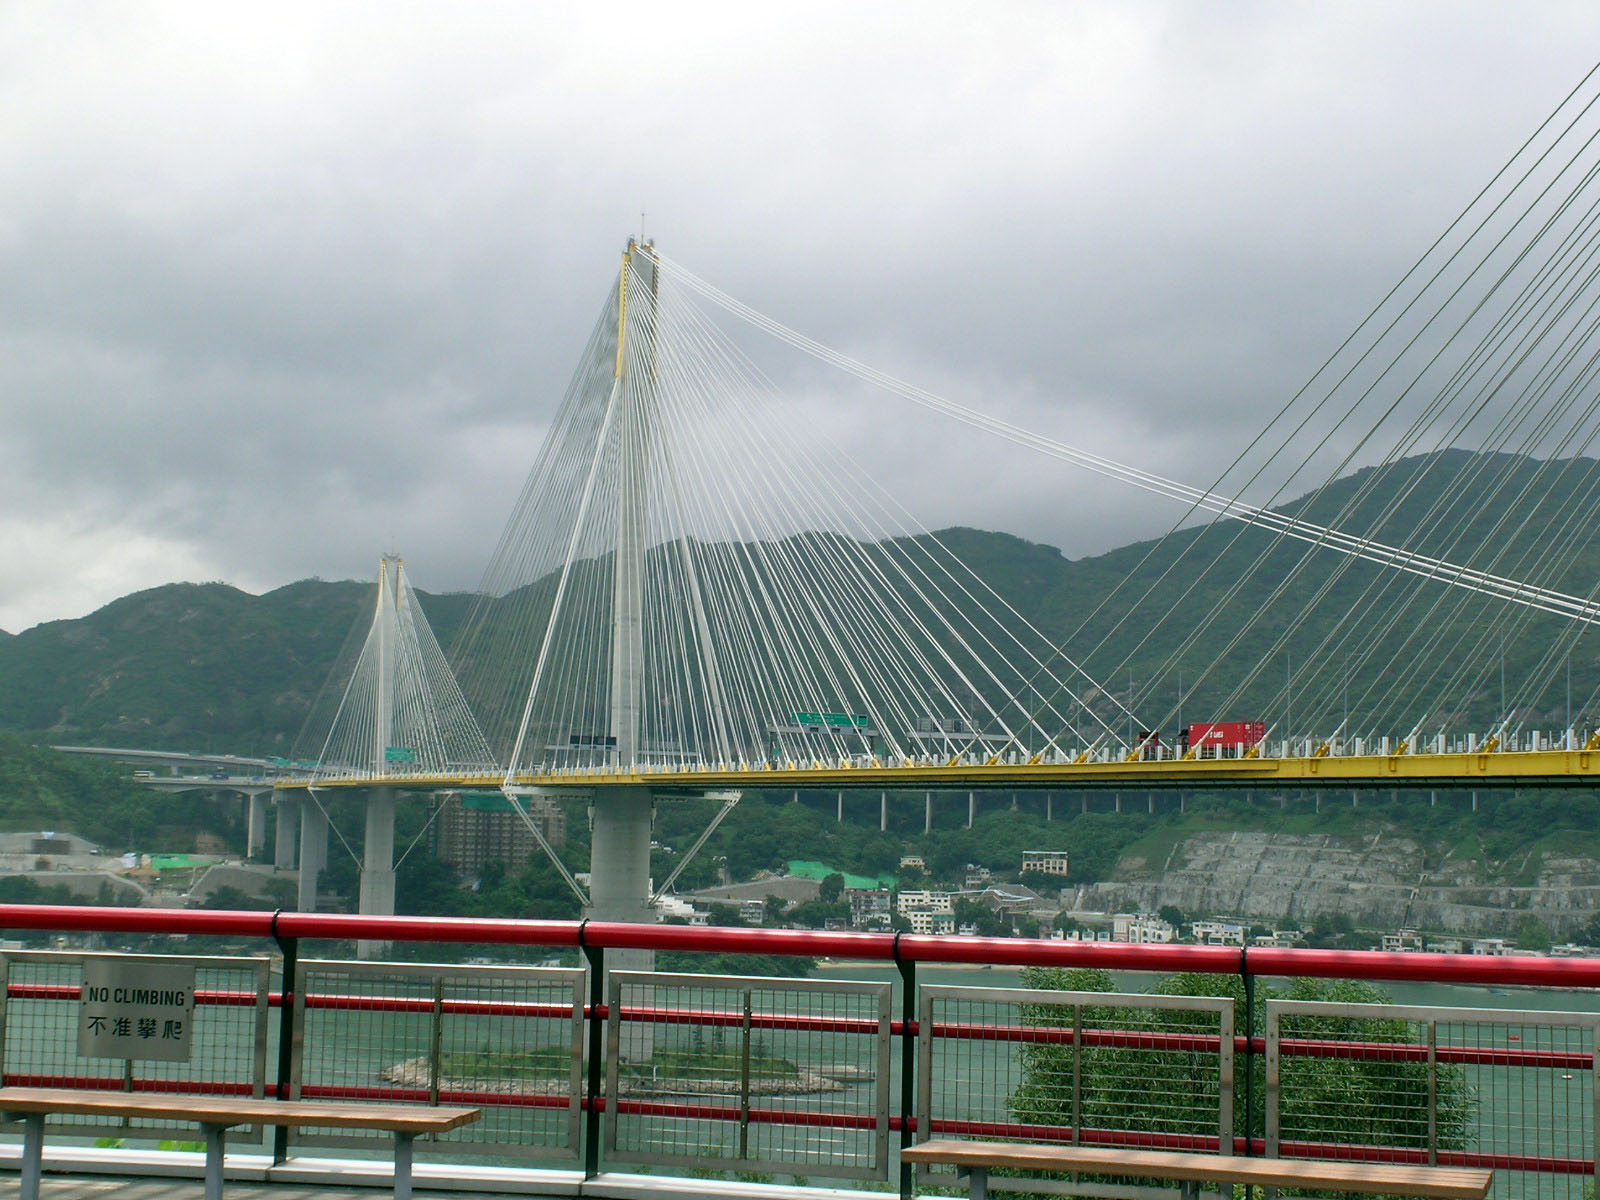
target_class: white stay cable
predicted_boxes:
[662,256,1600,627]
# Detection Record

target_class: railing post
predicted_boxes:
[738,989,753,1161]
[1426,1018,1438,1165]
[1071,1002,1082,1143]
[1241,949,1255,1157]
[582,937,605,1180]
[270,912,298,1164]
[896,937,916,1200]
[428,978,444,1106]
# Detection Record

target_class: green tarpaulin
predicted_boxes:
[785,859,895,891]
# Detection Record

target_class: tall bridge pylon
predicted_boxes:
[446,236,1131,977]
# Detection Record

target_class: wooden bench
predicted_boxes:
[0,1087,481,1200]
[901,1139,1494,1200]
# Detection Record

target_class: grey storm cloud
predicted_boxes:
[1,1,1596,632]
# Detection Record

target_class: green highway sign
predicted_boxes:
[793,713,870,728]
[384,747,418,763]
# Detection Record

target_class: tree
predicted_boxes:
[1159,905,1185,930]
[1011,969,1473,1154]
[1304,911,1355,948]
[1273,978,1471,1151]
[953,897,1008,937]
[784,900,850,929]
[705,902,749,927]
[1514,916,1553,953]
[818,872,845,903]
[201,885,268,911]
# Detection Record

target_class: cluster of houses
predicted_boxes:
[1377,928,1595,956]
[673,848,1595,956]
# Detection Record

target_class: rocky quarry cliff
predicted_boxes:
[1069,831,1600,938]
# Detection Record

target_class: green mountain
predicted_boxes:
[0,580,479,754]
[1,450,1596,754]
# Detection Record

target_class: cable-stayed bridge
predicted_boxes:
[272,73,1600,937]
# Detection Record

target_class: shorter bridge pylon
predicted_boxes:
[297,556,497,953]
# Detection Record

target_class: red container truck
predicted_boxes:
[1185,720,1266,755]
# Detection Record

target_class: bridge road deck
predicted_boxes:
[272,745,1600,795]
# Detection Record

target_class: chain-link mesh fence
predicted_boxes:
[603,970,891,1180]
[0,951,270,1146]
[1269,999,1600,1200]
[291,959,584,1162]
[915,983,1234,1193]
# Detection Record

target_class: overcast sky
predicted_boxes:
[3,2,1596,633]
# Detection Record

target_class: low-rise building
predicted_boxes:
[1021,850,1070,876]
[847,888,893,931]
[1191,919,1246,946]
[1054,928,1112,942]
[898,889,957,936]
[1381,930,1424,953]
[1252,929,1304,948]
[897,889,955,915]
[654,894,707,924]
[905,911,956,935]
[1112,913,1176,943]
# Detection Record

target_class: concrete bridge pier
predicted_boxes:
[925,791,933,834]
[298,801,328,912]
[588,786,655,1060]
[273,797,298,869]
[245,794,268,859]
[358,787,397,959]
[880,790,887,831]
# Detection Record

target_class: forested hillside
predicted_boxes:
[1,450,1596,756]
[0,733,236,850]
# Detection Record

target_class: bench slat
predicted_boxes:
[901,1140,1493,1200]
[0,1088,481,1135]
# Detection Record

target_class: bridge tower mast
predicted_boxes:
[590,240,659,987]
[358,556,401,958]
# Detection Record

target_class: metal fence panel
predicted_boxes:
[603,970,892,1181]
[0,951,270,1146]
[1268,999,1600,1200]
[290,959,584,1162]
[916,984,1234,1189]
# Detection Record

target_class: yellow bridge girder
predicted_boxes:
[274,748,1600,794]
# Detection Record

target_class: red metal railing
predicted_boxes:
[1,902,1598,988]
[2,903,1597,1193]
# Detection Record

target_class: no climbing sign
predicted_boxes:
[77,958,195,1063]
